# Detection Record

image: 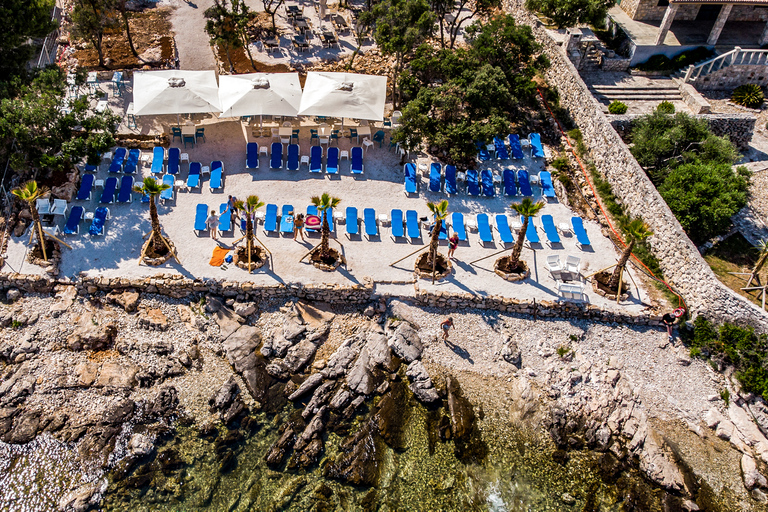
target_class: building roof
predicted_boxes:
[673,0,768,4]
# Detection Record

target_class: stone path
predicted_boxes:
[162,0,217,71]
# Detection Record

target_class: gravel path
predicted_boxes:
[161,0,217,70]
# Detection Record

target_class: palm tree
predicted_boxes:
[235,195,265,270]
[746,239,768,288]
[310,192,341,260]
[507,198,545,269]
[133,177,171,256]
[12,181,49,261]
[607,219,653,290]
[426,200,449,267]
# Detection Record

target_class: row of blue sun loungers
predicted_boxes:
[425,164,555,199]
[476,134,543,161]
[60,206,110,236]
[245,143,365,174]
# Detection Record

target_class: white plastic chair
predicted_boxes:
[564,255,581,275]
[36,198,51,215]
[51,199,68,217]
[546,255,562,275]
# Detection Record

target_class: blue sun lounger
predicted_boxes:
[76,174,95,201]
[210,161,223,191]
[306,205,319,233]
[477,214,493,243]
[494,136,510,160]
[63,206,84,235]
[160,174,175,202]
[286,144,299,171]
[246,142,259,169]
[351,147,364,175]
[445,165,457,195]
[280,205,294,234]
[84,163,97,173]
[109,148,126,173]
[187,162,201,188]
[194,204,208,234]
[503,169,517,196]
[429,163,442,192]
[572,216,591,248]
[364,208,378,237]
[405,210,420,239]
[476,141,491,161]
[89,207,109,235]
[404,163,418,194]
[391,209,404,238]
[451,212,467,241]
[530,133,544,158]
[167,148,180,175]
[518,169,532,197]
[541,214,561,245]
[100,177,117,203]
[325,208,334,233]
[264,204,278,233]
[496,215,515,244]
[270,142,283,170]
[117,175,133,203]
[219,203,232,232]
[326,147,339,174]
[540,171,556,199]
[346,207,358,236]
[124,149,140,174]
[508,134,524,159]
[310,145,323,173]
[151,146,164,174]
[466,169,480,196]
[481,170,494,197]
[523,216,540,244]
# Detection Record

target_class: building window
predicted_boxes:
[658,0,669,6]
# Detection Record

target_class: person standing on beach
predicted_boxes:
[226,195,239,224]
[293,213,305,241]
[448,233,459,259]
[206,210,219,240]
[440,317,454,341]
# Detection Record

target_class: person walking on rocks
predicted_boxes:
[440,317,454,341]
[662,312,676,342]
[206,209,219,240]
[448,232,459,259]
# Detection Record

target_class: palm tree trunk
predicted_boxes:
[608,241,635,290]
[321,210,330,259]
[509,218,528,268]
[428,220,441,266]
[149,197,165,254]
[30,207,47,261]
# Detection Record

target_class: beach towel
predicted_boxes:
[209,246,229,266]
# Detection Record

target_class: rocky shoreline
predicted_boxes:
[0,288,766,510]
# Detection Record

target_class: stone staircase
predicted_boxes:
[588,81,682,103]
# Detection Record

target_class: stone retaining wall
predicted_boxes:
[0,272,664,326]
[602,57,631,72]
[608,113,755,150]
[505,0,768,331]
[693,64,768,91]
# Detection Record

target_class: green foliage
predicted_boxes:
[732,84,765,109]
[205,0,247,73]
[658,162,750,244]
[607,101,628,114]
[431,0,501,49]
[556,345,572,358]
[0,0,57,94]
[568,334,578,342]
[71,0,118,68]
[656,101,675,114]
[682,316,768,401]
[720,388,730,407]
[11,320,22,329]
[0,68,119,175]
[634,47,714,73]
[525,0,613,29]
[550,157,569,172]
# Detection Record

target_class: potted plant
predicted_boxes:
[495,198,544,281]
[133,177,177,265]
[415,199,452,281]
[310,192,342,270]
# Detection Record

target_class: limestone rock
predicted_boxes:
[58,480,105,512]
[405,360,440,404]
[638,429,685,492]
[138,308,168,331]
[288,373,324,401]
[500,337,521,366]
[94,362,137,388]
[209,376,245,424]
[329,388,351,409]
[388,300,420,329]
[324,419,381,486]
[742,453,768,490]
[234,302,256,318]
[302,382,336,419]
[128,434,154,457]
[446,377,475,441]
[108,290,140,313]
[214,302,244,340]
[283,311,307,341]
[324,336,364,378]
[75,362,98,387]
[67,314,117,351]
[705,407,725,429]
[283,339,318,373]
[6,289,21,302]
[346,350,374,395]
[388,322,423,363]
[365,330,396,371]
[50,286,77,317]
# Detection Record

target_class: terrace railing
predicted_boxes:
[35,4,61,68]
[683,47,768,83]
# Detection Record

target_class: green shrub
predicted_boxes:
[656,101,675,114]
[732,84,764,109]
[608,101,628,115]
[635,47,714,73]
[550,157,569,172]
[720,388,730,407]
[556,345,571,358]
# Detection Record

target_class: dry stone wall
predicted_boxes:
[505,0,768,331]
[693,65,768,91]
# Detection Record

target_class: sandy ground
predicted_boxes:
[162,0,217,71]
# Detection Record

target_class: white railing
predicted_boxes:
[683,47,768,83]
[35,5,61,68]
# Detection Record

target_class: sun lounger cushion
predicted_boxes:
[264,204,278,232]
[508,134,524,159]
[503,169,517,196]
[64,206,84,235]
[161,174,175,201]
[286,144,299,171]
[151,147,164,174]
[310,146,322,173]
[280,205,294,233]
[404,163,417,194]
[89,207,108,235]
[529,133,544,158]
[572,216,591,247]
[306,205,319,233]
[541,214,560,244]
[496,215,514,244]
[451,212,466,242]
[124,149,140,174]
[194,204,208,232]
[246,142,259,169]
[477,214,493,243]
[494,136,510,160]
[326,147,339,174]
[523,216,540,244]
[167,148,180,175]
[466,170,480,196]
[406,210,420,239]
[445,165,457,195]
[363,208,377,236]
[540,171,555,198]
[187,162,201,188]
[117,175,133,203]
[391,209,404,238]
[481,170,494,197]
[210,161,223,190]
[346,207,358,235]
[271,142,283,170]
[109,148,126,173]
[219,203,231,232]
[428,163,442,192]
[76,174,95,201]
[100,177,117,203]
[351,147,364,174]
[517,169,532,197]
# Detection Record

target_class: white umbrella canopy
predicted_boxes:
[133,70,221,116]
[218,73,302,119]
[298,72,388,121]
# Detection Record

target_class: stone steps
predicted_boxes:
[589,85,682,102]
